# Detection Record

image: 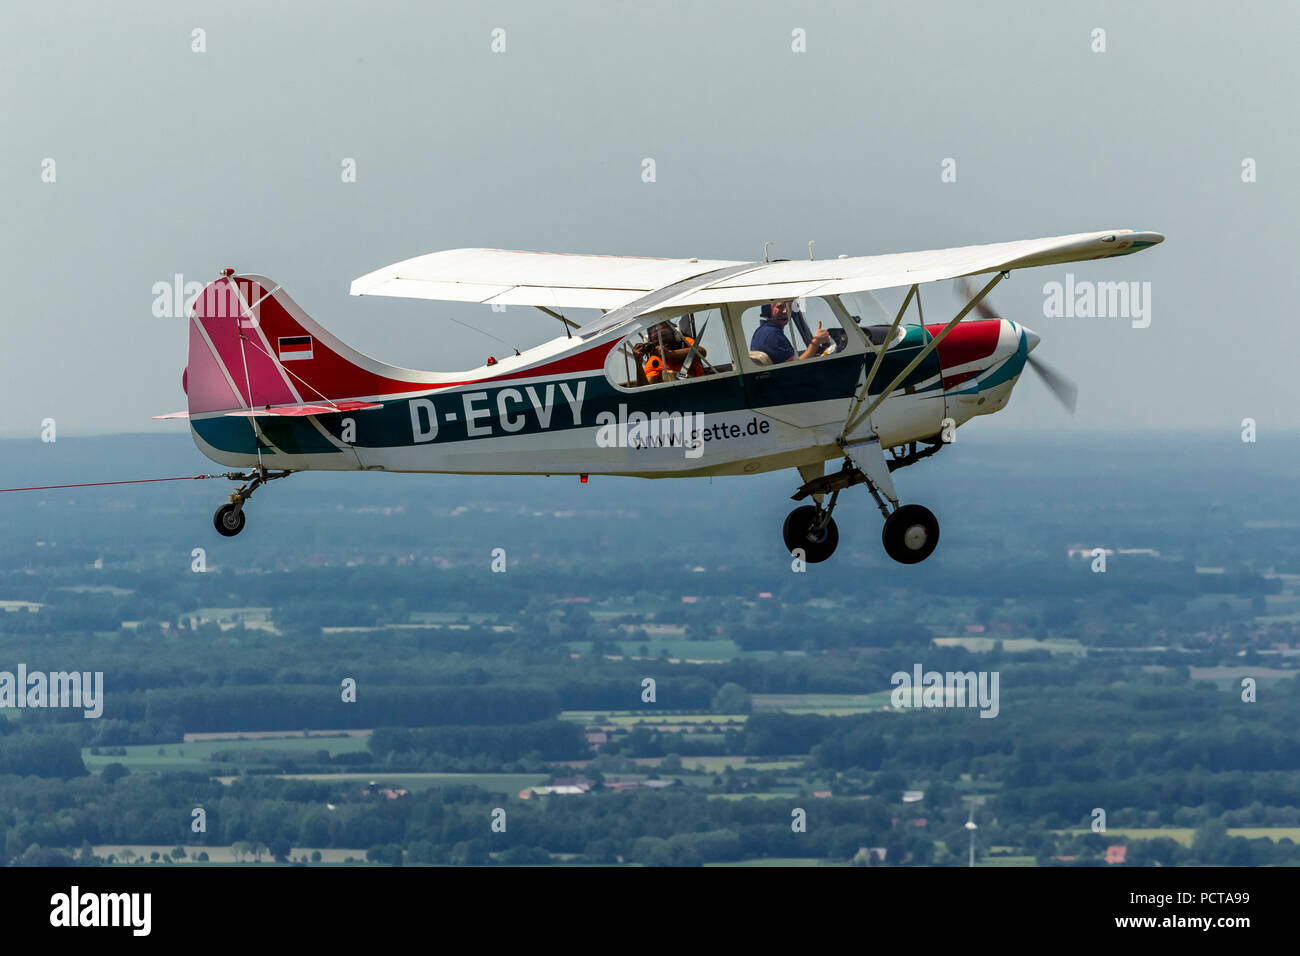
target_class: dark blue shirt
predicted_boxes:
[750,321,794,363]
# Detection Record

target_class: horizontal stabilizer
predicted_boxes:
[152,410,190,420]
[223,400,382,418]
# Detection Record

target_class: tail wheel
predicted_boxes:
[783,505,839,563]
[882,504,939,564]
[214,503,246,537]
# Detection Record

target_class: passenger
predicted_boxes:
[750,300,830,364]
[632,321,707,385]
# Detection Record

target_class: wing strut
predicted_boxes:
[536,306,579,338]
[841,283,916,436]
[838,271,1007,444]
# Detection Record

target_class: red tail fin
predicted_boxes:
[186,274,430,417]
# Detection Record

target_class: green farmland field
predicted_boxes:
[1055,827,1300,846]
[271,772,550,794]
[84,733,372,773]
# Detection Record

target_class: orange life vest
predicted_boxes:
[644,336,704,384]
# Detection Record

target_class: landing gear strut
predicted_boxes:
[784,461,854,564]
[788,443,942,565]
[212,466,292,537]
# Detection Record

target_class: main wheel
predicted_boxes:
[782,505,839,563]
[213,503,246,537]
[882,504,939,564]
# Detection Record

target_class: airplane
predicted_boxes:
[157,228,1163,564]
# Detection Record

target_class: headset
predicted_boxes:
[759,301,847,354]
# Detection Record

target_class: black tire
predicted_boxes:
[882,504,939,564]
[782,505,839,563]
[213,503,246,537]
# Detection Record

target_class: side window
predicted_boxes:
[605,308,734,389]
[841,291,905,350]
[740,297,859,367]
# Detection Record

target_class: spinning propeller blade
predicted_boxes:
[957,277,1000,321]
[1025,354,1078,415]
[954,279,1078,415]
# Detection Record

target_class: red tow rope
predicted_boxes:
[0,475,224,494]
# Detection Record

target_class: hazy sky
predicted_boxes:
[2,0,1296,438]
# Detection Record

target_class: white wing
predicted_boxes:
[350,230,1163,317]
[350,248,747,311]
[651,229,1164,310]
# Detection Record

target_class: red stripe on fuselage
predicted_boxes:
[940,369,982,391]
[925,320,1001,373]
[383,339,618,393]
[490,341,619,383]
[200,277,619,403]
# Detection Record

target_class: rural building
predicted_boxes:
[854,847,888,864]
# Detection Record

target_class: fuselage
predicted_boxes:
[185,275,1035,479]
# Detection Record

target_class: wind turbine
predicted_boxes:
[964,804,978,868]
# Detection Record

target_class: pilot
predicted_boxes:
[750,300,830,364]
[632,320,707,385]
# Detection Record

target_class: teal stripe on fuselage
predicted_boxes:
[952,326,1026,395]
[192,416,260,455]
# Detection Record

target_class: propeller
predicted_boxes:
[1024,353,1077,415]
[956,278,1078,415]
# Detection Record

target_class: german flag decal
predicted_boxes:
[277,335,313,361]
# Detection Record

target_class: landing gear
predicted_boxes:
[211,466,292,537]
[783,504,839,563]
[788,444,942,565]
[213,503,246,537]
[882,504,940,565]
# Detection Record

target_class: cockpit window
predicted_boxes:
[840,291,906,349]
[605,308,734,389]
[863,324,904,347]
[740,296,863,367]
